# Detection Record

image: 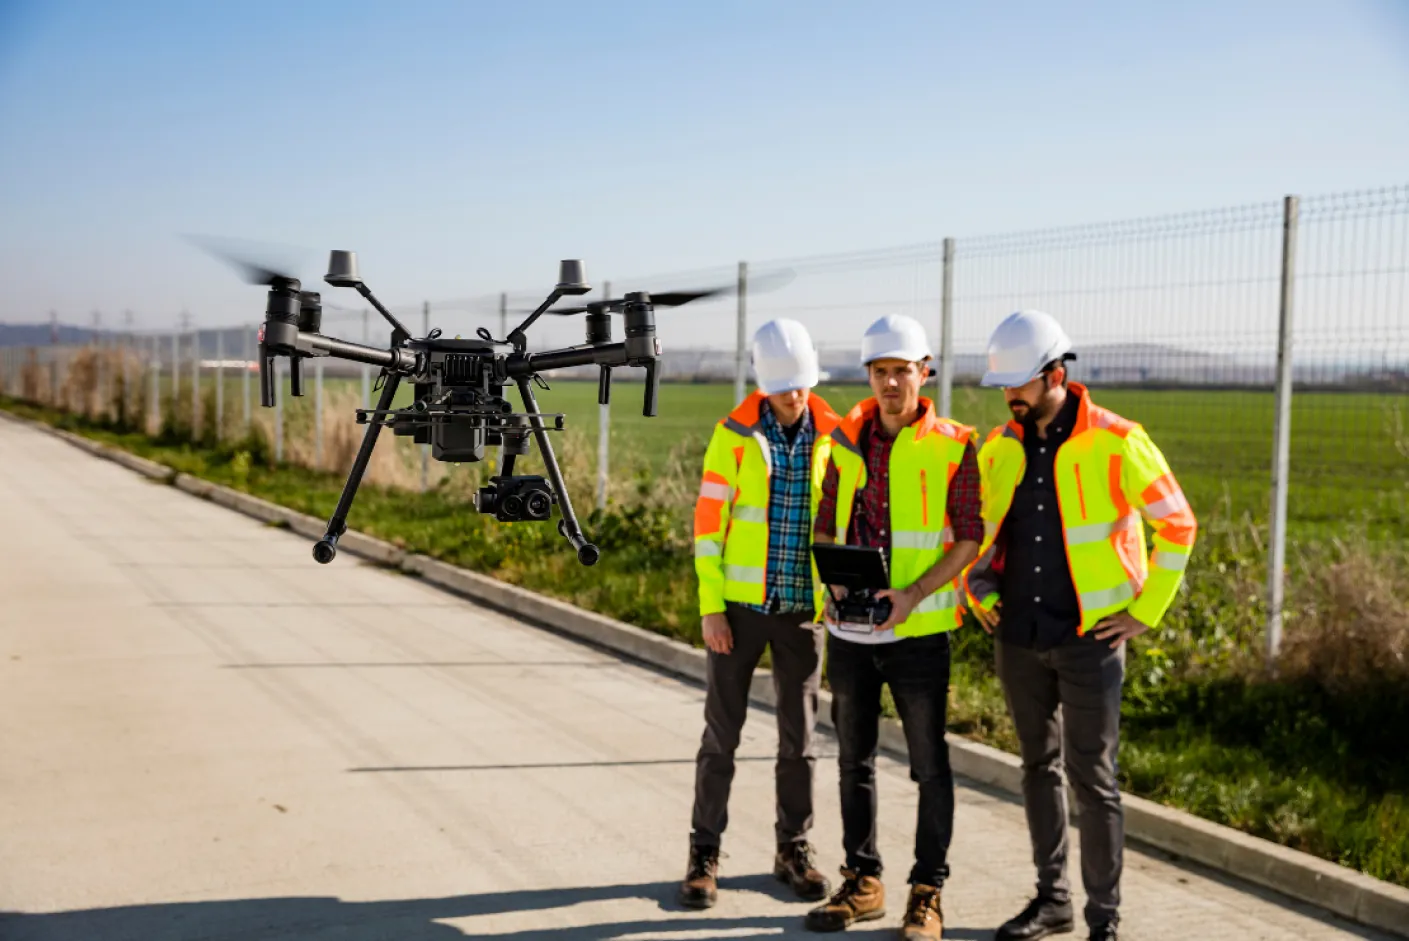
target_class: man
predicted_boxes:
[964,310,1198,941]
[804,314,982,940]
[683,318,842,910]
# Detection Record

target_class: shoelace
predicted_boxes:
[687,850,719,880]
[825,874,862,907]
[791,843,818,872]
[904,889,940,924]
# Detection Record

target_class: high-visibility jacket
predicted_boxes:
[694,390,842,616]
[963,382,1197,633]
[813,397,978,637]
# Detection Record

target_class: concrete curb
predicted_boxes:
[9,408,1408,938]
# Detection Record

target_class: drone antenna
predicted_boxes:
[325,251,412,339]
[507,259,590,352]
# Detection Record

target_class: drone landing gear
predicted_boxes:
[516,377,600,566]
[313,370,403,564]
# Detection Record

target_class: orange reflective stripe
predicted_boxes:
[1140,473,1196,545]
[1073,464,1088,519]
[920,469,929,526]
[1109,454,1130,518]
[694,499,723,538]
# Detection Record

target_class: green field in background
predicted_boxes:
[176,372,1408,535]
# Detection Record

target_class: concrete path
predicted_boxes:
[0,416,1393,941]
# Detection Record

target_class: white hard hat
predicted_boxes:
[751,318,819,394]
[860,314,931,365]
[980,310,1074,387]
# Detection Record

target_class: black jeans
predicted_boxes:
[691,603,826,848]
[995,637,1125,928]
[827,631,954,887]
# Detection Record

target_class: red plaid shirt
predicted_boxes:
[814,406,983,549]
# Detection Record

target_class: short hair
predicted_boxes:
[1040,356,1072,388]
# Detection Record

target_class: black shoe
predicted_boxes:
[1087,919,1119,941]
[678,844,719,910]
[995,895,1075,941]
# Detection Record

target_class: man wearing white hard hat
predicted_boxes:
[804,314,983,940]
[682,318,841,910]
[964,311,1198,941]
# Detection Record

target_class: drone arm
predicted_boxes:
[313,370,404,564]
[515,376,599,566]
[352,283,413,338]
[298,332,417,371]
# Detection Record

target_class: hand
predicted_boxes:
[874,585,922,633]
[702,613,733,654]
[972,599,1001,635]
[1092,610,1149,649]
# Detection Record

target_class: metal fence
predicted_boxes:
[2,183,1406,659]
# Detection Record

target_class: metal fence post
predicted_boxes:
[421,300,430,492]
[734,261,748,404]
[215,329,224,442]
[939,237,955,417]
[49,311,59,406]
[170,330,179,424]
[191,328,200,442]
[314,356,324,470]
[499,292,508,341]
[243,324,252,434]
[598,280,611,511]
[149,334,160,433]
[1267,194,1300,665]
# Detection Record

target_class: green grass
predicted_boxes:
[5,390,1407,890]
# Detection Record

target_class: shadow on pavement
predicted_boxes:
[0,878,993,940]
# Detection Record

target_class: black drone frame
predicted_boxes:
[254,251,665,567]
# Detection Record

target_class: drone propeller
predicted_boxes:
[185,233,312,286]
[518,269,796,317]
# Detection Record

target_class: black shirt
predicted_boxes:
[997,391,1083,651]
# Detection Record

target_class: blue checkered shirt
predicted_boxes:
[743,401,816,614]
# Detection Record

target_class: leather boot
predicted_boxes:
[804,868,885,932]
[900,883,944,940]
[774,841,831,901]
[678,844,719,910]
[995,895,1075,940]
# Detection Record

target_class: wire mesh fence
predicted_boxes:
[2,182,1405,652]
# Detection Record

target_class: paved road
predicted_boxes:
[0,416,1393,941]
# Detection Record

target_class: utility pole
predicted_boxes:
[1266,195,1300,666]
[734,262,748,404]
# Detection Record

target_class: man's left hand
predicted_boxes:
[1092,611,1149,649]
[874,585,922,633]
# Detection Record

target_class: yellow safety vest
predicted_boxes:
[694,390,841,615]
[814,397,978,637]
[964,382,1198,633]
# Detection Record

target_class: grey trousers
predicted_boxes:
[690,602,826,848]
[995,637,1126,927]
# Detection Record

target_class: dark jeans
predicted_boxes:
[995,636,1125,927]
[691,602,826,848]
[827,631,954,887]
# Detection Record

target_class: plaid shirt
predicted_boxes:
[742,400,817,614]
[814,403,983,550]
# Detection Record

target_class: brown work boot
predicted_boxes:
[804,868,885,932]
[900,883,944,940]
[774,841,831,901]
[678,844,719,909]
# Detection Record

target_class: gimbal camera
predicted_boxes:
[244,249,673,567]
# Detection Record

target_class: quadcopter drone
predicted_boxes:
[203,239,756,568]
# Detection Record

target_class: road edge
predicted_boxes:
[9,411,1407,939]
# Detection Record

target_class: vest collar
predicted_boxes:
[1002,381,1095,441]
[728,389,842,435]
[838,396,943,443]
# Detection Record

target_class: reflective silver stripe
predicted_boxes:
[694,540,723,558]
[915,590,959,614]
[1145,490,1189,519]
[1001,425,1021,442]
[1081,581,1136,610]
[724,564,765,585]
[1066,513,1137,546]
[732,505,767,523]
[1153,550,1190,571]
[698,481,730,501]
[893,529,956,551]
[830,428,862,456]
[722,417,754,437]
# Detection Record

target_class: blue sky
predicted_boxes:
[0,0,1406,337]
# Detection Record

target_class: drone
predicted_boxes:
[200,238,756,567]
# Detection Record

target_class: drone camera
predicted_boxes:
[476,475,556,522]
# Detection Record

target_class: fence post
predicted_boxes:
[597,280,611,511]
[314,355,324,470]
[361,308,370,409]
[149,334,160,433]
[170,330,179,424]
[421,300,430,492]
[939,237,956,418]
[243,324,252,434]
[734,261,748,404]
[499,292,508,342]
[191,328,201,442]
[215,329,224,442]
[49,311,59,406]
[1266,194,1299,665]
